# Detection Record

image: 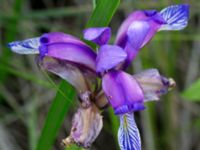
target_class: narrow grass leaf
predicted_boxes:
[86,0,120,27]
[36,81,75,150]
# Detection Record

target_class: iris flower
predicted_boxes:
[8,4,189,150]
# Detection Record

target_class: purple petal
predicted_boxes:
[102,70,144,114]
[40,32,85,45]
[96,45,127,74]
[8,37,40,54]
[121,21,150,68]
[140,19,162,48]
[115,10,164,48]
[39,42,96,72]
[83,27,111,45]
[122,42,139,69]
[127,21,150,49]
[118,113,141,150]
[159,4,190,31]
[133,69,176,102]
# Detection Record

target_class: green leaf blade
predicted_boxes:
[86,0,120,27]
[36,81,75,150]
[182,79,200,101]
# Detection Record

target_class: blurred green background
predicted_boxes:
[0,0,200,150]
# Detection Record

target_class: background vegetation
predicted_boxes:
[0,0,199,150]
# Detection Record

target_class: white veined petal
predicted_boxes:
[8,37,40,54]
[118,113,141,150]
[159,4,189,31]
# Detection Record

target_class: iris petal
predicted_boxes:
[8,37,40,54]
[159,4,190,31]
[102,70,144,114]
[122,21,150,68]
[39,57,92,92]
[118,113,141,150]
[83,27,111,45]
[40,32,85,45]
[39,42,96,72]
[127,21,150,49]
[133,69,176,102]
[96,45,127,74]
[115,10,164,49]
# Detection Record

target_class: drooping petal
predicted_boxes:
[118,113,141,150]
[62,104,103,148]
[102,70,144,115]
[96,45,127,74]
[39,42,96,72]
[159,4,190,31]
[38,57,92,93]
[133,69,176,102]
[83,27,111,45]
[8,37,40,54]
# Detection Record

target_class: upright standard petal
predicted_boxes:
[127,21,150,49]
[96,45,127,74]
[83,27,111,46]
[102,70,144,115]
[115,10,165,49]
[122,21,150,68]
[8,37,40,54]
[159,4,190,31]
[118,113,141,150]
[133,69,176,102]
[39,42,96,72]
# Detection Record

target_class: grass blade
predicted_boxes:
[36,81,75,150]
[86,0,120,27]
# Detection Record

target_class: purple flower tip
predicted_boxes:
[83,27,111,46]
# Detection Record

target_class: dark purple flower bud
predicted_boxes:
[83,27,111,46]
[62,104,103,148]
[102,70,144,115]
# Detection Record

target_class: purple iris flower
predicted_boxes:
[8,4,189,150]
